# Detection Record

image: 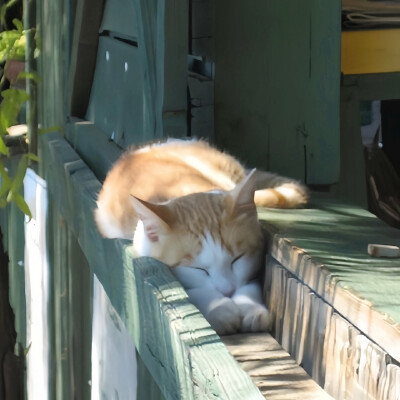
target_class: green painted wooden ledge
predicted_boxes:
[39,132,264,400]
[258,196,400,364]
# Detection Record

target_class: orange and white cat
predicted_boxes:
[95,139,308,335]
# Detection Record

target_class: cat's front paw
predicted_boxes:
[241,305,271,333]
[206,298,241,335]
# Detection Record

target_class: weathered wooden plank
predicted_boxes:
[188,72,214,107]
[342,72,400,101]
[47,199,72,400]
[192,0,214,39]
[39,133,128,317]
[258,197,400,363]
[192,38,215,60]
[265,257,400,399]
[222,333,333,400]
[65,118,122,182]
[214,0,340,184]
[66,230,92,400]
[333,83,367,206]
[259,200,400,397]
[191,106,214,139]
[85,36,150,148]
[163,0,188,137]
[214,0,270,171]
[100,0,139,39]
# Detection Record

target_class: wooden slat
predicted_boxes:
[223,333,333,400]
[342,72,400,101]
[336,82,367,206]
[100,0,138,38]
[214,0,340,184]
[163,0,188,137]
[85,36,149,148]
[65,118,122,182]
[265,256,400,399]
[192,0,214,39]
[258,197,400,363]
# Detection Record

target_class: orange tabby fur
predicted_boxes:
[95,139,308,334]
[129,187,263,268]
[95,139,308,239]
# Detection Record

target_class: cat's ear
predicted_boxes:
[130,196,171,242]
[228,169,257,216]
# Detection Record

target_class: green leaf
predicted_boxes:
[26,153,39,162]
[0,158,31,217]
[0,177,12,198]
[0,137,9,156]
[0,30,20,63]
[17,71,41,83]
[0,161,11,199]
[0,88,29,136]
[24,342,32,357]
[0,19,25,63]
[0,182,11,199]
[0,5,6,26]
[12,18,23,33]
[12,192,31,219]
[9,154,28,196]
[0,161,11,183]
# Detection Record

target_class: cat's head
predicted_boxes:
[131,169,264,271]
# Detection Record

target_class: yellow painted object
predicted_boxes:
[342,29,400,74]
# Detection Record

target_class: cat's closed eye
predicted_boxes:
[231,253,245,265]
[193,266,209,275]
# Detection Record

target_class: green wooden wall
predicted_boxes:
[214,0,341,185]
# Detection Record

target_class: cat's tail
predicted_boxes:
[252,170,309,208]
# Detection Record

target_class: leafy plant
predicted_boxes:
[0,18,26,63]
[0,14,39,218]
[0,86,37,217]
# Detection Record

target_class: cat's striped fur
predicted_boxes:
[95,139,308,334]
[95,140,308,239]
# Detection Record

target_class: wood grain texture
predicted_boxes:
[222,333,333,400]
[258,197,400,363]
[342,72,400,101]
[214,0,340,184]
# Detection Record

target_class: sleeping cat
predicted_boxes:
[95,139,308,335]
